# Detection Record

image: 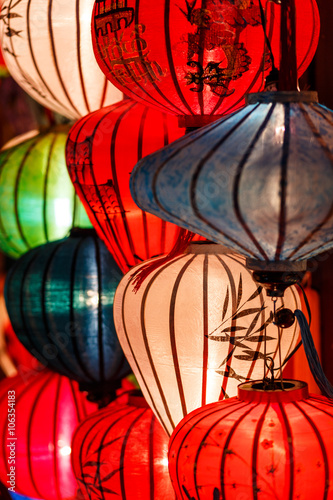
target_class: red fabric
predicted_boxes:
[66,99,191,272]
[92,0,319,119]
[72,395,176,499]
[169,383,333,499]
[4,324,39,373]
[0,369,97,500]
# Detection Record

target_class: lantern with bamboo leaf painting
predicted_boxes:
[92,0,319,126]
[66,98,191,272]
[72,393,176,499]
[0,125,91,259]
[0,0,122,120]
[113,242,301,436]
[168,380,333,500]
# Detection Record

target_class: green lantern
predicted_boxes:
[0,125,91,258]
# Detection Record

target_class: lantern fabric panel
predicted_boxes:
[131,91,333,263]
[66,99,187,272]
[113,243,301,436]
[72,396,176,499]
[0,127,91,259]
[0,369,97,500]
[5,230,130,388]
[168,381,333,500]
[92,0,319,118]
[0,0,122,120]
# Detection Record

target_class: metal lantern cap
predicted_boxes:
[238,379,309,403]
[246,90,319,104]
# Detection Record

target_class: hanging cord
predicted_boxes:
[258,0,277,73]
[294,309,333,399]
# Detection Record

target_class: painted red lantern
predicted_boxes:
[0,369,97,500]
[168,380,333,499]
[92,0,319,124]
[72,393,176,499]
[66,98,188,272]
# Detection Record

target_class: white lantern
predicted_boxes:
[0,0,122,120]
[114,243,301,436]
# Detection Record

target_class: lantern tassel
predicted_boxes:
[294,309,333,399]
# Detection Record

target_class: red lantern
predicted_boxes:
[0,369,97,500]
[66,98,188,272]
[168,380,333,499]
[92,0,319,124]
[72,393,176,499]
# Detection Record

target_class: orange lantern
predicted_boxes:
[114,243,301,435]
[0,0,122,120]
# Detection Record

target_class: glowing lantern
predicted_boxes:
[66,98,187,272]
[0,369,97,500]
[72,393,176,499]
[0,0,122,120]
[131,91,333,288]
[113,242,300,435]
[168,380,333,499]
[4,229,130,402]
[92,0,319,124]
[0,126,91,259]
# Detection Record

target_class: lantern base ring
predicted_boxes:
[247,259,307,297]
[238,379,309,403]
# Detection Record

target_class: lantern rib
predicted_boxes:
[99,76,109,109]
[286,103,333,260]
[149,414,156,500]
[169,254,197,419]
[48,0,80,116]
[292,401,330,499]
[277,402,295,500]
[27,372,55,500]
[119,408,148,499]
[75,0,90,114]
[43,132,58,242]
[202,254,209,406]
[251,403,271,500]
[93,236,105,382]
[53,376,62,500]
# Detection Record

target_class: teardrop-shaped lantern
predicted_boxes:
[0,126,91,259]
[66,98,187,272]
[113,242,300,435]
[5,229,130,402]
[168,380,333,499]
[131,91,333,275]
[72,393,176,499]
[0,369,97,500]
[92,0,319,124]
[0,0,122,120]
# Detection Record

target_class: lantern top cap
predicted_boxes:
[246,91,318,105]
[238,380,309,403]
[186,242,238,255]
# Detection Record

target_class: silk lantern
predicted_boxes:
[0,126,91,259]
[72,393,176,499]
[131,91,333,289]
[4,229,130,402]
[113,242,301,436]
[0,0,122,120]
[168,380,333,500]
[0,369,97,500]
[66,98,187,272]
[92,0,319,124]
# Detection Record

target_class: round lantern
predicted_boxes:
[0,368,97,500]
[92,0,319,124]
[72,393,176,499]
[113,242,301,436]
[131,91,333,281]
[66,98,188,272]
[0,126,91,259]
[0,0,122,120]
[4,228,130,400]
[168,380,333,499]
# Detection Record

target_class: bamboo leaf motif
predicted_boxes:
[253,312,274,334]
[234,350,272,361]
[222,287,229,320]
[182,484,195,499]
[221,326,246,333]
[213,488,221,500]
[245,335,275,342]
[246,285,263,302]
[215,367,247,381]
[83,461,99,467]
[92,435,124,455]
[232,307,264,320]
[236,274,243,308]
[244,308,264,337]
[101,467,124,483]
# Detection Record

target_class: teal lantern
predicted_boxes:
[0,126,91,258]
[5,228,130,404]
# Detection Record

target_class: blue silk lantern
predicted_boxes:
[4,228,130,404]
[131,91,333,292]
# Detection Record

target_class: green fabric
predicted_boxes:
[0,127,92,258]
